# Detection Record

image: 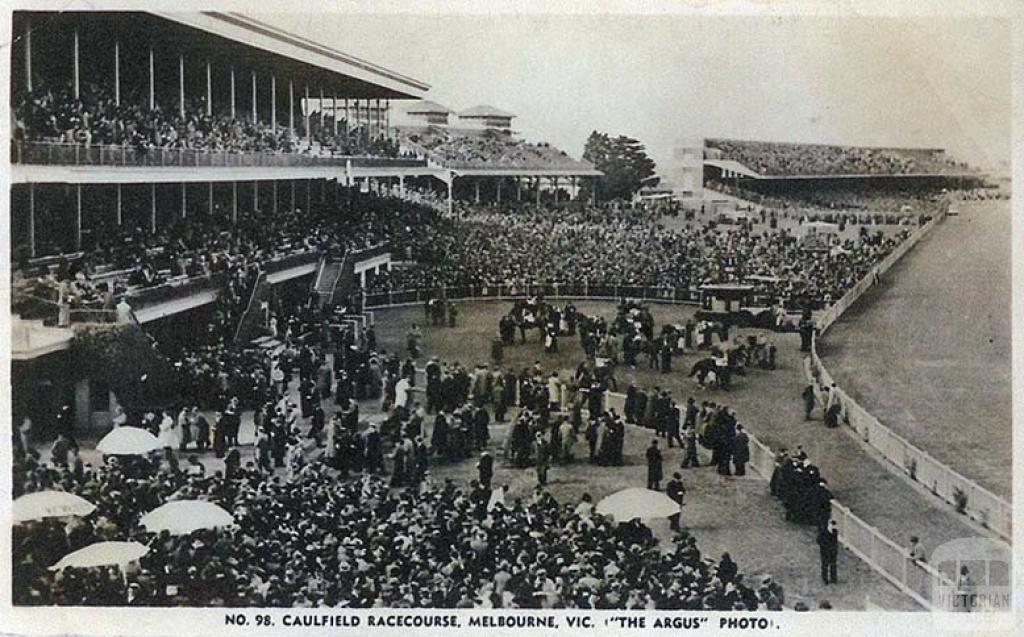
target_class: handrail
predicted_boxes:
[11,140,427,169]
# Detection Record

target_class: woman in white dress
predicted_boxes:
[156,411,179,449]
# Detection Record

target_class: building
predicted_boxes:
[396,100,455,128]
[456,105,516,131]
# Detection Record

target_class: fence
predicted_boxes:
[807,213,1012,542]
[363,282,702,310]
[11,140,426,170]
[600,389,954,609]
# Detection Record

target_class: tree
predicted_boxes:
[582,131,659,201]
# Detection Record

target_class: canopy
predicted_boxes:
[140,500,235,535]
[13,491,96,523]
[49,541,149,571]
[596,488,680,522]
[96,426,161,456]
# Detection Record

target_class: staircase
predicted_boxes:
[313,254,357,308]
[232,272,273,344]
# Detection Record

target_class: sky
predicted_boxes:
[261,12,1011,173]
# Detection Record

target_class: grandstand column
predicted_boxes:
[28,184,35,258]
[535,177,541,205]
[114,41,119,105]
[447,174,454,215]
[497,179,502,203]
[475,180,481,204]
[230,67,236,118]
[206,60,211,116]
[271,75,277,134]
[209,182,214,216]
[320,87,326,130]
[344,98,350,135]
[181,183,187,219]
[305,85,310,142]
[116,184,122,226]
[179,54,185,118]
[289,81,295,131]
[571,176,577,200]
[333,95,338,135]
[150,184,156,234]
[399,176,405,197]
[251,71,257,123]
[73,27,80,100]
[24,16,32,92]
[75,185,82,251]
[149,48,155,110]
[273,181,279,214]
[552,177,559,203]
[517,177,522,201]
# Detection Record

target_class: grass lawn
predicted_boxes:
[820,200,1011,499]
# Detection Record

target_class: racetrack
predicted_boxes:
[818,200,1012,499]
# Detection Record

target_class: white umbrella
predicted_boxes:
[96,426,160,456]
[49,541,149,571]
[13,490,96,523]
[140,500,235,535]
[596,488,680,522]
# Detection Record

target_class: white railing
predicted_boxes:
[602,389,954,610]
[808,214,1012,542]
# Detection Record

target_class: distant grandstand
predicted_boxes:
[704,138,979,179]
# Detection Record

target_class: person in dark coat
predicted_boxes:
[802,384,817,421]
[681,425,700,468]
[585,418,600,464]
[817,519,839,584]
[732,424,750,476]
[646,439,663,490]
[477,451,494,489]
[309,404,325,446]
[718,553,738,584]
[665,400,683,448]
[624,384,638,424]
[666,472,685,531]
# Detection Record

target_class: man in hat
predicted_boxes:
[666,472,685,531]
[817,519,839,585]
[646,439,663,490]
[477,451,494,490]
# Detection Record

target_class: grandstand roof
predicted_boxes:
[405,100,454,115]
[155,12,430,99]
[704,159,761,179]
[459,105,516,119]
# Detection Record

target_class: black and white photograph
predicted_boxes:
[0,1,1019,635]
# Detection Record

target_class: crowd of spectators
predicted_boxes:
[14,439,774,609]
[13,83,404,160]
[398,127,593,171]
[366,201,916,310]
[706,139,974,177]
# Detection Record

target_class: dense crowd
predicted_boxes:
[13,83,400,159]
[18,191,441,316]
[706,139,974,177]
[398,127,592,170]
[367,201,916,310]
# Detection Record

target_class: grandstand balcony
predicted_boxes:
[11,141,428,170]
